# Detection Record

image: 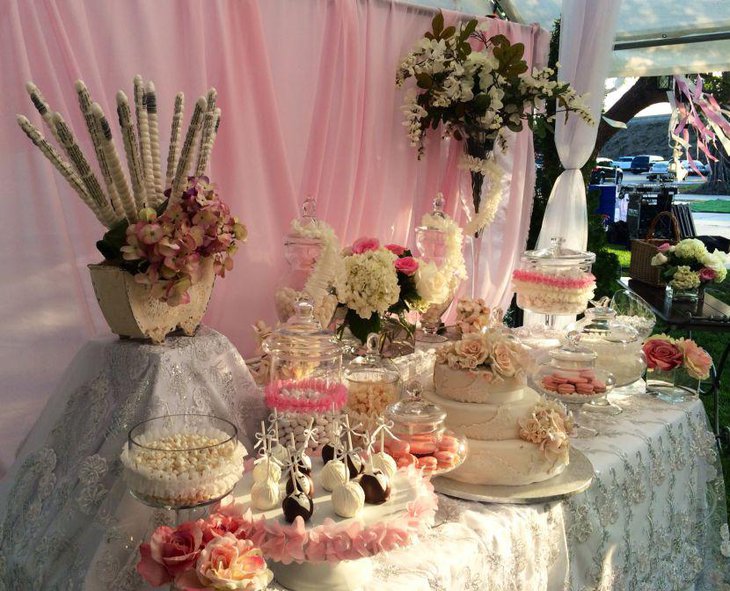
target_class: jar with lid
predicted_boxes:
[570,306,647,387]
[274,197,338,328]
[263,299,347,451]
[532,336,618,414]
[383,381,467,475]
[513,237,596,316]
[344,333,401,428]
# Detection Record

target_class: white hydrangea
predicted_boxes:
[335,249,400,319]
[673,238,708,261]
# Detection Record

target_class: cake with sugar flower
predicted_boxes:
[427,330,572,486]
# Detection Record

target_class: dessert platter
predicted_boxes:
[229,416,438,591]
[426,328,595,503]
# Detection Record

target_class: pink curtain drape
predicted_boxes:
[0,0,547,473]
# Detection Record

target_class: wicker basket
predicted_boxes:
[628,211,681,286]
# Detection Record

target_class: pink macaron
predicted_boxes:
[438,434,461,453]
[434,450,457,468]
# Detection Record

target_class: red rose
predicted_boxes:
[394,256,419,276]
[385,243,406,256]
[642,337,684,371]
[137,521,204,585]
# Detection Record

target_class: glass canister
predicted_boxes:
[344,333,401,428]
[274,197,338,328]
[570,307,647,387]
[513,237,597,316]
[263,299,347,451]
[532,338,616,406]
[609,289,657,339]
[383,382,467,474]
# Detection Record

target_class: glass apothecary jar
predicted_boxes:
[344,333,401,427]
[570,307,647,387]
[513,237,596,316]
[609,290,656,339]
[384,382,467,475]
[274,197,338,328]
[263,299,347,451]
[532,339,616,407]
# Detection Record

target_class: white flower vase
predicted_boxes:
[88,257,215,344]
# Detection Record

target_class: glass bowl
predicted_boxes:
[121,414,246,510]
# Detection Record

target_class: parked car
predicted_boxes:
[611,156,635,171]
[646,161,676,182]
[590,157,623,185]
[681,159,711,175]
[630,155,664,173]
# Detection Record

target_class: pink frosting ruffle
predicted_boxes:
[234,466,437,565]
[264,378,347,413]
[512,268,596,290]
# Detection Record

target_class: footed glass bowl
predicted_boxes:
[122,414,246,510]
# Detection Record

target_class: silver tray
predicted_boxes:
[431,449,594,504]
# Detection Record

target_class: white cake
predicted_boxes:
[430,360,571,486]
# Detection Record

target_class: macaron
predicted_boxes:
[434,450,457,468]
[416,456,438,471]
[387,439,410,458]
[558,384,576,394]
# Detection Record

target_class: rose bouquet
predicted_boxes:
[650,239,728,291]
[455,297,502,334]
[643,334,712,380]
[137,514,273,591]
[396,12,593,233]
[435,330,525,380]
[335,237,423,344]
[96,176,246,306]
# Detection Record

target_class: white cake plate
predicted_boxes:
[431,449,594,504]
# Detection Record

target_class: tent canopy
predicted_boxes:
[406,0,730,77]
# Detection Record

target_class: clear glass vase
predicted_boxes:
[668,284,700,302]
[645,366,700,403]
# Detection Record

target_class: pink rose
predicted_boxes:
[137,521,204,586]
[642,336,684,371]
[680,339,712,380]
[385,243,406,256]
[195,534,273,591]
[658,243,672,253]
[394,256,419,276]
[492,342,518,377]
[699,267,717,282]
[352,237,380,254]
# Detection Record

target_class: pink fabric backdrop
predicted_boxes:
[0,0,547,472]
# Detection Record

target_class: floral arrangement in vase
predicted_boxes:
[18,76,244,308]
[650,239,728,297]
[435,330,524,379]
[335,237,423,344]
[137,513,273,590]
[396,12,592,234]
[643,334,712,380]
[455,297,503,334]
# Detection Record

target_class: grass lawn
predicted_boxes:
[607,245,730,514]
[689,199,730,214]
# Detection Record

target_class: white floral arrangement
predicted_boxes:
[336,245,401,320]
[650,238,728,289]
[435,330,525,381]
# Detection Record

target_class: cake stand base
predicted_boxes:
[271,558,373,591]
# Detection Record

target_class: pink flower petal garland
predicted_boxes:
[264,378,348,413]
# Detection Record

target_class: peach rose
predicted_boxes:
[680,339,712,380]
[643,336,683,371]
[195,534,273,591]
[137,521,204,586]
[492,342,517,377]
[352,237,380,254]
[454,336,489,369]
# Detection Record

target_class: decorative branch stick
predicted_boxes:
[91,103,137,222]
[17,115,108,226]
[75,80,122,217]
[195,88,217,176]
[25,82,63,148]
[170,96,206,202]
[165,92,184,191]
[116,91,147,213]
[145,81,164,205]
[52,112,116,226]
[138,92,155,208]
[133,75,148,186]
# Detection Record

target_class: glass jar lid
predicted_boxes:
[548,335,597,367]
[345,333,400,384]
[285,197,325,248]
[263,298,344,358]
[385,381,446,430]
[578,306,640,344]
[522,237,596,266]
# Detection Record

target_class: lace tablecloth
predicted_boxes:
[0,334,727,590]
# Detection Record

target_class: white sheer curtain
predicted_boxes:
[536,0,622,251]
